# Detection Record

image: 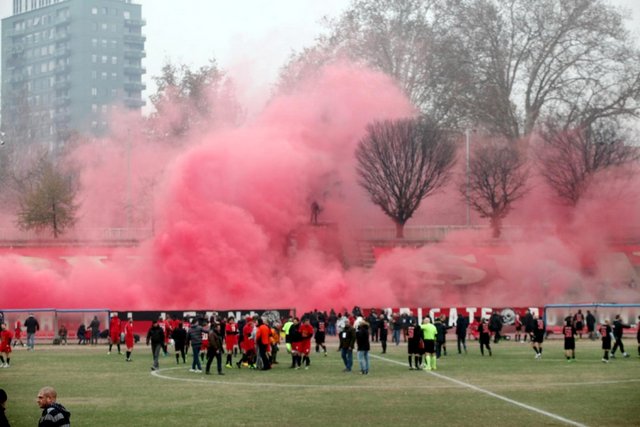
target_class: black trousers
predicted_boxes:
[206,349,222,373]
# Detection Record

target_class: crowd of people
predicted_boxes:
[0,308,638,426]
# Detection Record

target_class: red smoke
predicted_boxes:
[1,63,639,311]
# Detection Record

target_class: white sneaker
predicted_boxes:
[602,358,609,363]
[534,353,541,359]
[623,353,629,358]
[195,369,202,373]
[0,363,6,368]
[189,368,196,372]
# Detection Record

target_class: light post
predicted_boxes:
[465,128,471,226]
[126,128,132,232]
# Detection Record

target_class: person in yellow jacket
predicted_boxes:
[420,317,438,371]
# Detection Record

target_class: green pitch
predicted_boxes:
[1,338,639,426]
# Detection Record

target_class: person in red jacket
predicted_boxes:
[297,317,315,369]
[0,323,13,368]
[255,318,272,370]
[12,320,24,347]
[237,317,256,369]
[224,317,239,368]
[124,317,135,362]
[108,313,122,355]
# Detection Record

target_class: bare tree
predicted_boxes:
[277,0,471,130]
[463,140,528,237]
[448,0,640,140]
[356,118,456,237]
[16,156,79,238]
[280,0,640,140]
[537,119,639,206]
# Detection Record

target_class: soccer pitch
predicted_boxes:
[1,338,639,426]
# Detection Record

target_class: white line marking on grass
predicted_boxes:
[371,354,588,427]
[150,367,461,389]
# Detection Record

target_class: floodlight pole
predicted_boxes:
[465,128,470,227]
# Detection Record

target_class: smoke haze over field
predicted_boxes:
[1,63,639,311]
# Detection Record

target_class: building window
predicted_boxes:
[91,88,97,96]
[101,72,107,80]
[101,55,108,64]
[91,54,97,63]
[91,7,97,15]
[111,56,117,65]
[91,70,97,79]
[124,11,130,19]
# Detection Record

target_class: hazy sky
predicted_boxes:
[0,0,638,113]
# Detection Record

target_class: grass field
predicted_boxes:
[1,337,639,427]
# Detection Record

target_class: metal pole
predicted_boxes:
[465,128,470,226]
[126,128,132,231]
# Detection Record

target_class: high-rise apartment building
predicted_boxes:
[1,0,145,150]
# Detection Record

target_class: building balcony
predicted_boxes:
[54,96,70,107]
[55,64,70,75]
[53,112,70,123]
[124,81,146,91]
[53,80,70,90]
[56,32,70,41]
[54,47,71,57]
[124,97,146,108]
[123,34,146,44]
[123,65,146,75]
[124,19,146,27]
[124,48,146,59]
[55,15,71,25]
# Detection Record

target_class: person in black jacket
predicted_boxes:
[523,309,534,343]
[205,323,224,375]
[610,314,630,358]
[146,318,165,371]
[37,387,70,427]
[171,322,188,365]
[356,321,370,375]
[24,314,39,351]
[339,319,356,372]
[0,388,9,427]
[586,310,597,340]
[378,314,389,354]
[489,312,503,344]
[636,315,640,358]
[456,315,469,354]
[478,318,492,356]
